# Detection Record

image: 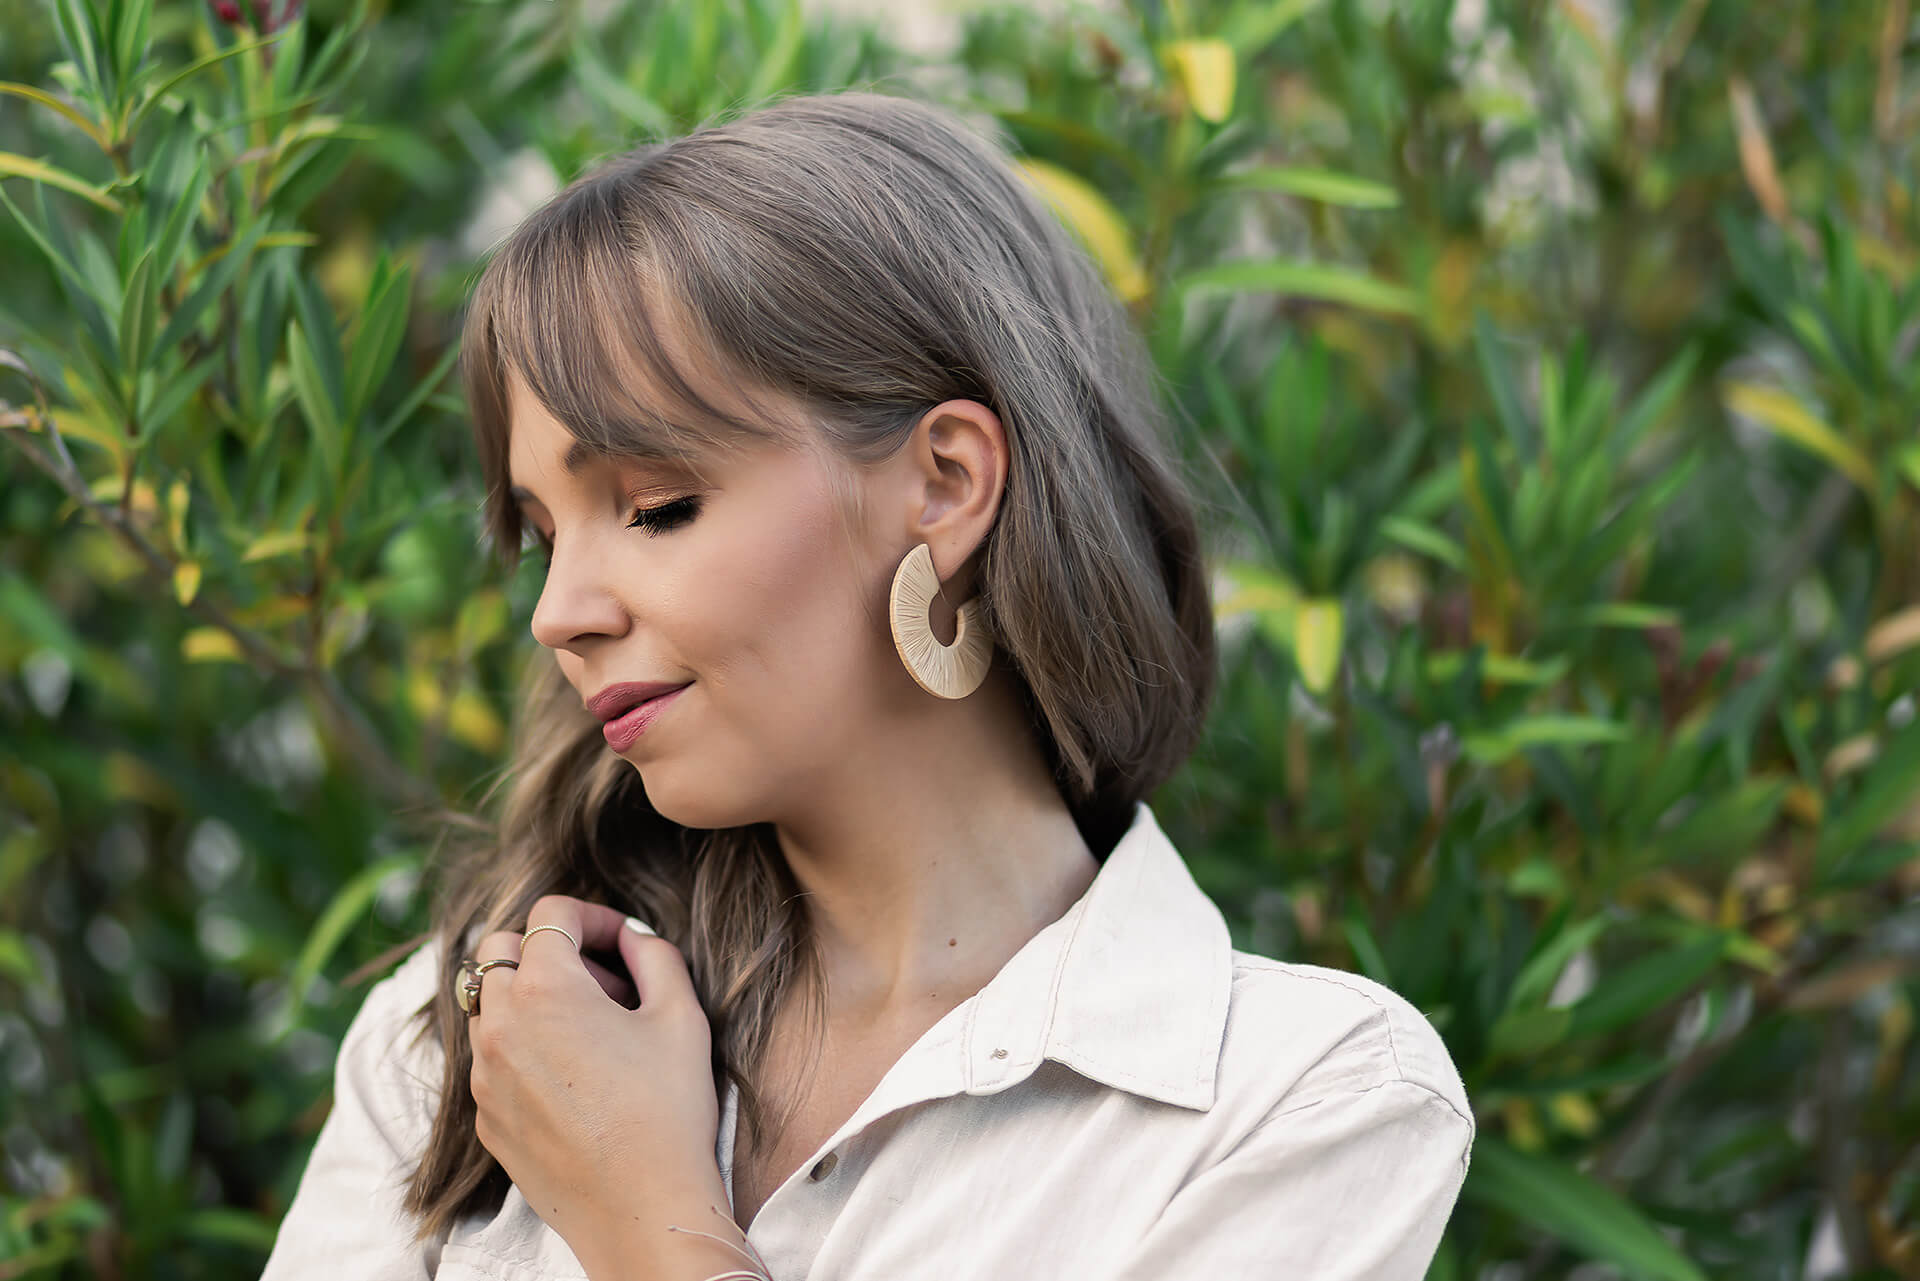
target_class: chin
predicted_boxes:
[630,762,748,833]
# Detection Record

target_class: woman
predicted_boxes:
[260,90,1473,1281]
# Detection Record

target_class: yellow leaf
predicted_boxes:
[1547,1090,1600,1136]
[167,479,190,549]
[1016,158,1148,303]
[1293,597,1344,693]
[455,588,509,655]
[12,404,125,465]
[182,627,241,662]
[447,688,506,755]
[1166,38,1235,123]
[234,594,311,628]
[1783,783,1824,825]
[173,561,202,606]
[0,82,109,149]
[1501,1097,1546,1152]
[1866,606,1920,664]
[1727,77,1789,225]
[0,151,123,214]
[406,667,443,721]
[1723,382,1876,492]
[106,750,174,805]
[241,530,311,563]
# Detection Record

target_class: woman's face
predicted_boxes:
[504,370,900,829]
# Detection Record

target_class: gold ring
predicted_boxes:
[522,924,579,951]
[456,957,519,1016]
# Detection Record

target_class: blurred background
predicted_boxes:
[1,0,1916,1277]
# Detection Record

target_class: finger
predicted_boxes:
[615,915,696,1010]
[465,929,524,1040]
[522,895,634,966]
[582,951,639,1007]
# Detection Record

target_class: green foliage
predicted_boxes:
[1,0,1916,1277]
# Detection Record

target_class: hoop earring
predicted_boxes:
[889,542,994,699]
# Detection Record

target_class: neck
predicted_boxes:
[769,670,1100,1028]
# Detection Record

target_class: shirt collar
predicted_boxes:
[957,800,1233,1112]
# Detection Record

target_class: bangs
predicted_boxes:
[459,164,796,562]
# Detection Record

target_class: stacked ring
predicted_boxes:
[456,958,518,1016]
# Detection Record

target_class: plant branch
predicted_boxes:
[2,401,450,823]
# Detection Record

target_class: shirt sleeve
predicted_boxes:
[1110,1079,1475,1280]
[259,942,449,1281]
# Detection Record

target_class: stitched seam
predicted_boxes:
[1243,1078,1476,1152]
[1232,960,1405,1079]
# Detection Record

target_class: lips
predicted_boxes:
[587,681,692,722]
[598,683,690,752]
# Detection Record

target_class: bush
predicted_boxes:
[1,0,1914,1276]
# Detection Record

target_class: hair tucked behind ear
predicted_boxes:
[375,88,1217,1244]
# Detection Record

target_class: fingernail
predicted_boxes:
[624,915,658,937]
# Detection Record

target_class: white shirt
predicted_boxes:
[260,801,1474,1280]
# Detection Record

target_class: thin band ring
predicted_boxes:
[522,924,579,951]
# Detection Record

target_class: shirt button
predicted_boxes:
[808,1152,838,1181]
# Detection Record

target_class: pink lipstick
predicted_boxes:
[589,682,692,752]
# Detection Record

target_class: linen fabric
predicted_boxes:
[258,801,1474,1280]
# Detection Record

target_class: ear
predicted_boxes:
[898,398,1008,585]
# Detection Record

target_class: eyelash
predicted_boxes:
[525,496,700,564]
[626,495,701,535]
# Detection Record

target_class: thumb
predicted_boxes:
[619,916,696,1010]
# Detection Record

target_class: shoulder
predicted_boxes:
[1212,951,1473,1156]
[333,938,448,1107]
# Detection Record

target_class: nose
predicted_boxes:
[529,535,630,652]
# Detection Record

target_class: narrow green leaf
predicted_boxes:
[150,215,271,360]
[1213,166,1399,209]
[1564,935,1725,1039]
[367,335,458,452]
[118,245,157,377]
[0,152,122,214]
[1474,314,1534,460]
[1341,899,1393,985]
[0,180,115,359]
[180,1208,278,1251]
[1614,345,1698,452]
[150,149,209,282]
[1816,718,1920,878]
[1178,260,1418,316]
[1464,1137,1709,1281]
[744,0,806,102]
[1569,602,1682,629]
[287,313,342,480]
[1507,912,1611,1011]
[344,255,411,423]
[52,0,107,101]
[266,852,420,1042]
[1379,515,1466,570]
[1488,1004,1573,1058]
[113,0,152,91]
[1462,716,1631,765]
[144,354,217,434]
[126,31,289,136]
[1219,0,1323,52]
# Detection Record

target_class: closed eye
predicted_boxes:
[627,495,702,535]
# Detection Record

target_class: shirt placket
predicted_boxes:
[730,998,996,1280]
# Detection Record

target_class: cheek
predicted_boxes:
[688,485,881,714]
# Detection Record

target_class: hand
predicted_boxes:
[466,896,728,1261]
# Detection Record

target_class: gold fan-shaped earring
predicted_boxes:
[890,542,994,699]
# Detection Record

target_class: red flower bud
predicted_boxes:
[212,0,242,22]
